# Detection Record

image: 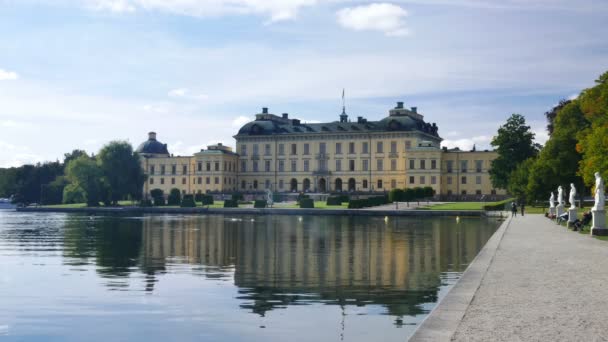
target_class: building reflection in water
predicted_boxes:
[61,214,497,322]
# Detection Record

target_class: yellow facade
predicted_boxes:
[137,102,506,198]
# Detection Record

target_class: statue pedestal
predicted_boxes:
[567,208,577,228]
[591,210,608,236]
[549,207,556,217]
[556,204,565,220]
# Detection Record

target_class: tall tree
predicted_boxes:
[65,155,104,206]
[97,141,146,204]
[577,71,608,185]
[489,114,539,189]
[507,158,535,202]
[63,149,88,167]
[545,99,572,136]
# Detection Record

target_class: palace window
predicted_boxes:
[476,190,482,195]
[409,159,415,170]
[336,143,342,154]
[278,144,285,155]
[461,160,468,173]
[420,160,426,170]
[198,177,202,184]
[376,159,383,171]
[461,190,467,195]
[182,165,187,175]
[265,180,270,189]
[215,177,219,184]
[279,180,284,189]
[350,160,356,171]
[278,160,285,172]
[149,165,155,174]
[361,160,367,172]
[362,180,368,188]
[160,178,165,185]
[241,180,246,189]
[253,161,259,172]
[291,160,297,172]
[409,176,415,184]
[390,159,397,171]
[475,160,483,173]
[241,160,247,172]
[253,144,259,156]
[206,177,210,184]
[461,176,467,184]
[291,144,297,155]
[349,142,356,154]
[304,143,310,155]
[476,176,482,184]
[405,141,412,150]
[182,178,186,185]
[206,162,211,171]
[304,160,310,172]
[240,145,247,156]
[170,178,175,185]
[377,141,383,153]
[420,176,425,184]
[491,189,497,195]
[377,179,383,189]
[362,142,368,154]
[215,162,219,171]
[447,176,452,185]
[264,144,271,156]
[171,165,176,175]
[160,165,165,175]
[391,179,397,188]
[431,159,437,169]
[390,141,397,153]
[431,176,437,184]
[265,160,271,172]
[150,178,154,184]
[319,142,326,154]
[447,161,454,173]
[197,162,202,172]
[335,160,342,171]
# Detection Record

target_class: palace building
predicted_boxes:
[137,102,506,198]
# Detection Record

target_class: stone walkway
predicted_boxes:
[412,214,608,341]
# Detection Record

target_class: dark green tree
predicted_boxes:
[489,114,539,189]
[97,141,146,204]
[167,188,181,206]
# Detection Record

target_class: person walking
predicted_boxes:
[511,202,518,217]
[520,201,525,216]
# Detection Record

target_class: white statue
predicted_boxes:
[592,172,605,211]
[266,189,274,207]
[557,186,564,206]
[549,192,555,208]
[569,183,577,209]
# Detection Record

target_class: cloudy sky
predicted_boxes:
[0,0,607,167]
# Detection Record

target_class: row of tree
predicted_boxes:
[0,142,145,206]
[489,71,608,204]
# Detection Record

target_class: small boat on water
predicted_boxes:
[0,198,16,209]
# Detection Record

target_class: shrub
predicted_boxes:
[254,200,267,208]
[139,199,153,207]
[299,198,314,208]
[180,195,196,208]
[200,195,214,205]
[326,196,343,206]
[150,188,165,206]
[194,193,204,202]
[297,193,310,205]
[388,189,404,202]
[62,183,86,204]
[483,198,514,211]
[224,199,239,208]
[232,193,244,201]
[348,196,388,209]
[167,188,181,206]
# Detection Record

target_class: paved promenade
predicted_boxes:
[412,214,608,341]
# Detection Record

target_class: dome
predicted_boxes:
[136,132,170,155]
[237,120,280,135]
[378,115,418,131]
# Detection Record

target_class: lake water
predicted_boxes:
[0,210,501,341]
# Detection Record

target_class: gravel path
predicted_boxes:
[451,214,608,341]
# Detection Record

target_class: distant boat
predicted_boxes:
[0,198,16,209]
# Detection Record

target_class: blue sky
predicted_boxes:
[0,0,607,167]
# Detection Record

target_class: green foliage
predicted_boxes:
[254,200,267,208]
[41,176,69,205]
[180,195,196,207]
[347,196,389,209]
[63,150,88,168]
[299,198,314,208]
[167,188,181,206]
[150,189,164,206]
[423,186,435,198]
[200,195,214,205]
[65,155,104,206]
[62,183,86,204]
[97,141,146,204]
[388,189,404,203]
[297,193,310,205]
[483,198,515,211]
[326,196,345,206]
[489,114,539,189]
[139,199,153,207]
[0,162,64,204]
[223,199,239,208]
[231,193,244,201]
[507,158,534,201]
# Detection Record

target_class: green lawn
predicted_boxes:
[424,202,487,210]
[272,201,349,209]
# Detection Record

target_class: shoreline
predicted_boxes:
[15,206,493,217]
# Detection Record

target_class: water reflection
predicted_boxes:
[58,214,495,318]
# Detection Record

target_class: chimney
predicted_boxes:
[396,101,404,109]
[357,116,363,123]
[148,132,157,140]
[262,107,268,114]
[282,113,289,119]
[411,107,417,113]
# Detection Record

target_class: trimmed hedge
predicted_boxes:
[254,200,267,208]
[348,195,389,209]
[150,189,165,206]
[223,199,239,208]
[201,195,214,205]
[180,195,196,208]
[232,193,244,201]
[139,199,153,207]
[167,188,181,206]
[297,193,310,205]
[483,198,514,211]
[326,196,342,206]
[299,198,314,208]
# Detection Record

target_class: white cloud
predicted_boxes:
[232,116,252,127]
[168,88,209,101]
[88,0,318,22]
[441,135,493,151]
[337,3,409,36]
[0,68,19,81]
